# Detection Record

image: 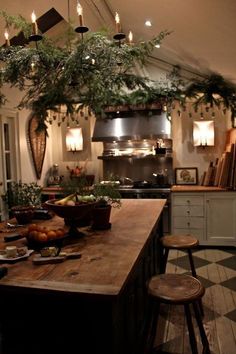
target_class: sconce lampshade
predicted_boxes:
[193,120,214,147]
[66,127,83,152]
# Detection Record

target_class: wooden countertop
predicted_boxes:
[171,185,229,192]
[0,199,166,297]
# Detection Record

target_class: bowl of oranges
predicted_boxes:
[24,223,68,250]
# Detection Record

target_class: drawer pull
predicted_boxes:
[187,210,190,214]
[187,222,190,226]
[187,200,190,203]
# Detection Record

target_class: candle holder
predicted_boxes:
[29,34,43,42]
[75,25,89,34]
[113,32,126,41]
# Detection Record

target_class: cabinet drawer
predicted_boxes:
[172,205,204,217]
[172,195,204,206]
[172,228,205,242]
[173,216,204,229]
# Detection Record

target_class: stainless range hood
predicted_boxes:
[92,113,171,142]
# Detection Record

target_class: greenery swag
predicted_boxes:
[0,11,236,130]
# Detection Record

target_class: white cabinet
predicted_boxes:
[172,192,236,246]
[172,193,205,242]
[206,193,236,245]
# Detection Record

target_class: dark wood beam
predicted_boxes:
[9,8,64,46]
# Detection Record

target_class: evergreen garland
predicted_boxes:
[1,11,236,131]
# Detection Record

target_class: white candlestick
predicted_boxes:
[4,30,10,46]
[77,2,84,26]
[31,11,38,35]
[115,12,121,33]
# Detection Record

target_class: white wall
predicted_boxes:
[49,115,103,183]
[171,105,231,181]
[1,85,53,186]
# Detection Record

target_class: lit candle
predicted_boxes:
[77,2,84,26]
[4,29,10,47]
[115,12,121,33]
[31,11,38,35]
[128,31,133,44]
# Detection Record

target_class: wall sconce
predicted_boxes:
[66,127,83,152]
[193,120,214,147]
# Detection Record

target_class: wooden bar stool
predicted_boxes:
[160,234,199,274]
[160,234,204,316]
[147,273,210,354]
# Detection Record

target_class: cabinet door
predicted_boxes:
[206,194,236,245]
[172,195,204,206]
[172,205,204,217]
[173,216,204,229]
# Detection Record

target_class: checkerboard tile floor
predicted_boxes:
[153,248,236,354]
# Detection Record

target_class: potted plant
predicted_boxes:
[58,177,93,227]
[92,183,122,230]
[2,181,42,224]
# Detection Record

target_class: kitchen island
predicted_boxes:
[0,199,166,354]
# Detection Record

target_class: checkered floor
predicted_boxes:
[153,247,236,354]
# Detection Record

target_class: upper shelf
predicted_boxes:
[98,155,172,160]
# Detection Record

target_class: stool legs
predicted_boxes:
[187,249,197,277]
[184,304,198,354]
[192,302,210,354]
[184,302,210,354]
[187,249,204,317]
[161,248,169,273]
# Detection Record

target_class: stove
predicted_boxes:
[118,182,171,194]
[118,183,171,234]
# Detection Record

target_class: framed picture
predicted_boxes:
[175,167,198,185]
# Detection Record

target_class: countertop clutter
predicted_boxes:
[0,199,166,354]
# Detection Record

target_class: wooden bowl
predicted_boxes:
[45,199,98,220]
[45,199,98,238]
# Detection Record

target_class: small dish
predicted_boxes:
[0,249,34,263]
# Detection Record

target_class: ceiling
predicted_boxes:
[1,0,236,82]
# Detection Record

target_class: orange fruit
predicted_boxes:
[28,224,38,232]
[57,228,65,236]
[47,230,57,240]
[37,232,48,243]
[28,230,38,240]
[55,229,64,239]
[42,227,49,234]
[36,226,44,233]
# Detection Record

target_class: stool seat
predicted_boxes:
[147,273,210,354]
[161,234,199,249]
[148,273,205,304]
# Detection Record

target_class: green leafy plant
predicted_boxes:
[59,177,90,197]
[0,11,172,130]
[2,181,42,209]
[184,73,236,124]
[92,183,121,208]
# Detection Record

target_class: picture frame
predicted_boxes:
[175,167,198,185]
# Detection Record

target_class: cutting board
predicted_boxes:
[32,252,81,265]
